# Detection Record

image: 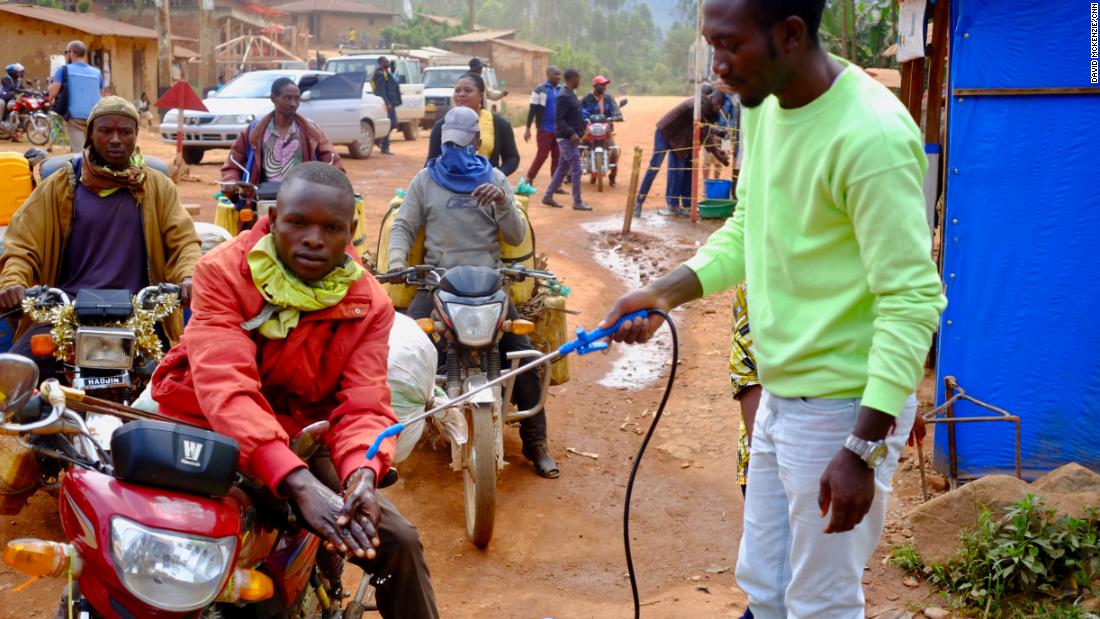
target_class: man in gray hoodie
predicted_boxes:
[388,106,560,479]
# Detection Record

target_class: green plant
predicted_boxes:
[890,544,925,573]
[923,495,1100,616]
[76,0,92,12]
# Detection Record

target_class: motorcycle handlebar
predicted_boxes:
[25,286,70,307]
[137,283,182,307]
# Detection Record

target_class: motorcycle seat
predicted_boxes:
[39,153,170,181]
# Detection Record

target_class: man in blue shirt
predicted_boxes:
[521,66,562,189]
[47,40,104,153]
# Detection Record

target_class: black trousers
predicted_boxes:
[309,453,439,619]
[407,291,548,446]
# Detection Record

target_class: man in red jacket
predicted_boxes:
[153,162,437,619]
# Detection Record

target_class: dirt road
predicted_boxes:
[0,96,936,617]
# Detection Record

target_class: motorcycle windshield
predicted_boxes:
[438,266,502,298]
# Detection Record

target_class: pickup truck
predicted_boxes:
[159,70,391,164]
[323,55,425,140]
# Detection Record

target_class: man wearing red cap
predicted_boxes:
[581,75,623,186]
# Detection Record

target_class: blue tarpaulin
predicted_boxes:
[935,0,1100,479]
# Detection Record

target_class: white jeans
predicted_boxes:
[736,390,916,619]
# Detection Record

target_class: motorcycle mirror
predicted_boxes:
[289,420,330,459]
[228,155,248,174]
[0,353,40,416]
[618,98,629,107]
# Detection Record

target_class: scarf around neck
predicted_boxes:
[244,234,365,339]
[81,147,147,202]
[427,143,493,194]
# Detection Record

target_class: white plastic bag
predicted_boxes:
[194,221,233,256]
[387,313,440,463]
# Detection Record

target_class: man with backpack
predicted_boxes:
[47,40,104,152]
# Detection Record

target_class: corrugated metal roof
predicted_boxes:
[442,30,515,44]
[0,3,158,39]
[271,0,395,16]
[492,38,552,54]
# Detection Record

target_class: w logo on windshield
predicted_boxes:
[181,440,204,467]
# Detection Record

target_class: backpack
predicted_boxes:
[52,65,70,119]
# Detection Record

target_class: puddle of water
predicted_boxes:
[581,216,685,390]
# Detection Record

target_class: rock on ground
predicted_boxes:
[908,463,1100,565]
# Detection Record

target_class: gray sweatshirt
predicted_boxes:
[387,167,526,272]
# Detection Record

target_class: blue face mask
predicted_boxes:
[427,143,493,194]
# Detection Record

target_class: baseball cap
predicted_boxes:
[592,75,610,86]
[441,106,480,147]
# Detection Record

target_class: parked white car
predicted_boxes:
[323,55,425,140]
[159,69,391,164]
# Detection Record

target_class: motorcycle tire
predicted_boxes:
[25,115,50,146]
[463,402,497,548]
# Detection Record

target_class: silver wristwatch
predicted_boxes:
[844,435,888,469]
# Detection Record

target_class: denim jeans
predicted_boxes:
[635,128,691,210]
[736,390,916,619]
[379,105,399,152]
[544,138,583,206]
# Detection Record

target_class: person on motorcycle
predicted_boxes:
[220,77,344,193]
[580,75,622,187]
[1,63,27,123]
[152,162,439,619]
[389,106,560,479]
[0,96,200,359]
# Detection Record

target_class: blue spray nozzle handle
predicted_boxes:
[366,422,406,461]
[558,309,650,356]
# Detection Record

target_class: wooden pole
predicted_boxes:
[924,0,950,145]
[154,0,173,94]
[621,146,643,235]
[690,0,705,223]
[199,0,217,95]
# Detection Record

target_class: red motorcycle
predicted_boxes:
[0,91,51,146]
[579,98,627,193]
[0,353,386,618]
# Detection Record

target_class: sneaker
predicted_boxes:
[572,202,593,211]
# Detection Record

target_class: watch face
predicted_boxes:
[867,443,889,468]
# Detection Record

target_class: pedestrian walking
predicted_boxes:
[46,40,104,153]
[541,69,590,211]
[520,66,563,192]
[371,57,402,155]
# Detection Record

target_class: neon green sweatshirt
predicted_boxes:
[685,59,946,416]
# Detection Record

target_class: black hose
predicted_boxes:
[622,309,678,619]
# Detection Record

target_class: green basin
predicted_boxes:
[698,199,736,219]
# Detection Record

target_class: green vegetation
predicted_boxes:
[889,544,925,573]
[892,495,1100,617]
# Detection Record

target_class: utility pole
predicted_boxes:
[467,0,475,31]
[155,0,173,94]
[199,0,217,95]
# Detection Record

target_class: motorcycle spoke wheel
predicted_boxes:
[463,402,497,547]
[26,117,50,146]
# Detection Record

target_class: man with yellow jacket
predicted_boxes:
[0,96,200,357]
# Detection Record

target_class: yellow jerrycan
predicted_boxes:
[0,152,34,226]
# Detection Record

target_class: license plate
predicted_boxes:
[80,375,127,388]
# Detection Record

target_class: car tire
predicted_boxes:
[347,121,375,159]
[401,122,419,141]
[182,146,205,165]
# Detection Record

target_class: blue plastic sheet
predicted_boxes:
[935,0,1100,479]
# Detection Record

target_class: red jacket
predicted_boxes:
[152,220,396,493]
[220,112,346,184]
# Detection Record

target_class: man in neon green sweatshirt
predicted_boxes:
[601,1,946,617]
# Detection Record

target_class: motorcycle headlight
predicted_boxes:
[74,327,135,370]
[589,124,608,137]
[444,302,503,347]
[110,517,236,612]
